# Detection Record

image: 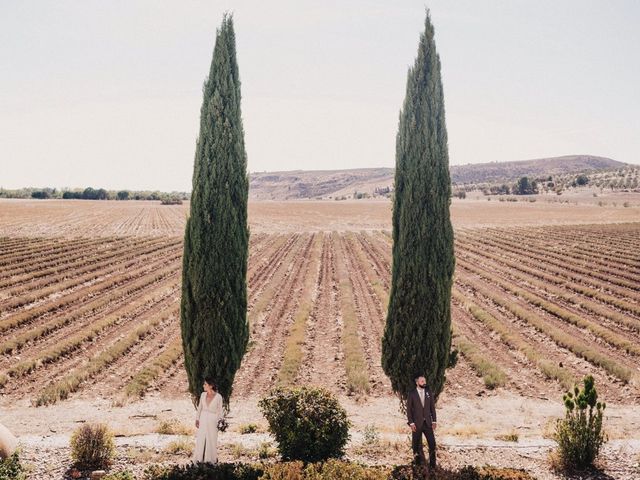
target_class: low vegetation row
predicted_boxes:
[1,382,607,480]
[1,225,637,410]
[0,187,187,203]
[457,271,634,383]
[455,238,640,323]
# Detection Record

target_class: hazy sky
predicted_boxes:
[1,1,639,191]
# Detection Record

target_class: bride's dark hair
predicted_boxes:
[204,377,218,392]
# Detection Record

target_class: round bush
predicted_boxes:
[69,423,115,469]
[0,452,26,480]
[258,387,351,462]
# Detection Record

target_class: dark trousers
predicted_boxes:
[412,421,436,468]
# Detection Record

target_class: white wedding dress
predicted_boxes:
[193,392,223,463]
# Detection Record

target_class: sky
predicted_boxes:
[1,1,639,191]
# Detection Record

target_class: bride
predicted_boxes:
[193,378,223,463]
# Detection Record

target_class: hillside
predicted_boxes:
[249,155,625,199]
[249,168,394,200]
[450,155,625,184]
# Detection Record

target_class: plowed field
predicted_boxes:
[2,211,639,406]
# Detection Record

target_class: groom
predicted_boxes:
[407,373,437,469]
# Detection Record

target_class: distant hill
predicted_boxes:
[249,168,394,200]
[249,155,625,200]
[450,155,625,185]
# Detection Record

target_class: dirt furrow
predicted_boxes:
[497,227,640,274]
[457,233,640,303]
[153,356,189,399]
[478,230,640,288]
[296,233,347,392]
[339,234,390,392]
[0,274,181,380]
[0,238,53,261]
[0,237,116,277]
[0,238,178,310]
[8,290,181,400]
[534,230,640,267]
[455,272,638,403]
[77,301,181,399]
[247,234,298,306]
[234,234,316,397]
[512,224,640,260]
[355,233,391,291]
[450,303,561,399]
[0,250,182,335]
[0,237,161,295]
[455,237,640,319]
[456,248,640,339]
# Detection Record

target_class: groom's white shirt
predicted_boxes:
[418,387,425,407]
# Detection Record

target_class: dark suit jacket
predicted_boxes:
[407,387,437,427]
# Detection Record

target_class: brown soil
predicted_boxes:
[1,200,640,479]
[296,233,348,391]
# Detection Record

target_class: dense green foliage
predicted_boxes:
[64,187,109,199]
[382,10,455,401]
[514,176,538,195]
[553,375,607,471]
[0,452,26,480]
[180,14,249,407]
[160,196,183,205]
[575,174,589,186]
[143,463,263,480]
[31,190,51,199]
[69,423,115,469]
[258,387,351,462]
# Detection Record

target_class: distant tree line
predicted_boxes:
[454,165,640,197]
[62,187,110,200]
[0,187,188,203]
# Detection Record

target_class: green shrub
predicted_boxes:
[103,472,135,480]
[70,423,115,469]
[553,375,607,471]
[0,452,26,480]
[258,387,350,462]
[363,424,380,446]
[260,460,388,480]
[239,423,259,434]
[143,462,264,480]
[257,442,278,460]
[156,419,192,435]
[160,196,183,205]
[476,467,535,480]
[229,442,249,460]
[164,438,194,456]
[495,431,519,442]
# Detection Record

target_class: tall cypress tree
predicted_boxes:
[181,14,249,408]
[381,10,455,402]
